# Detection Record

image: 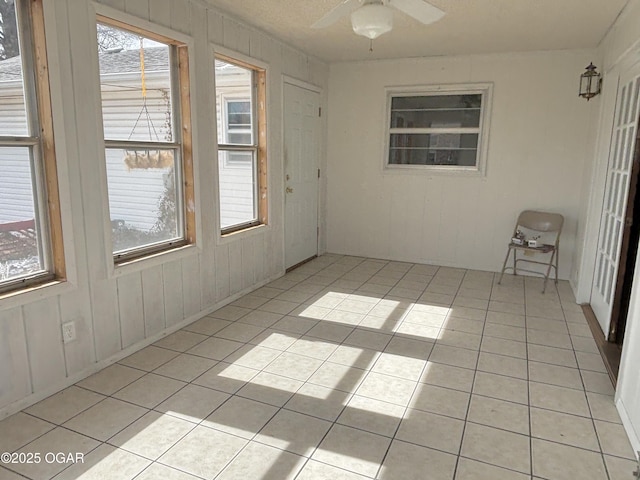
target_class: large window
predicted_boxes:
[386,84,492,174]
[96,17,194,261]
[215,55,267,234]
[0,0,63,293]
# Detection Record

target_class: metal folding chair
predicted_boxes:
[498,210,564,293]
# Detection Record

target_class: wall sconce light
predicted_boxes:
[579,62,602,101]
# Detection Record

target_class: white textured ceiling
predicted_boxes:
[206,0,629,62]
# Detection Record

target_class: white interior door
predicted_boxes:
[591,68,640,333]
[284,82,321,269]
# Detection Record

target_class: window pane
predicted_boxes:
[0,147,46,282]
[0,2,29,136]
[228,132,252,144]
[215,60,253,145]
[218,149,256,229]
[97,24,173,142]
[391,94,482,110]
[390,94,482,129]
[391,109,481,129]
[390,133,478,149]
[228,100,251,126]
[106,148,181,253]
[389,148,478,166]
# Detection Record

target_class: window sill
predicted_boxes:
[218,223,269,245]
[0,278,72,311]
[110,243,199,278]
[384,164,486,177]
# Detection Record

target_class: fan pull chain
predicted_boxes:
[369,38,373,52]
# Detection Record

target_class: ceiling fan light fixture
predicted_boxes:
[351,4,393,39]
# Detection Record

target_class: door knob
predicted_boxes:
[286,187,294,193]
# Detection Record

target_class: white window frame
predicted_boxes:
[383,83,493,176]
[95,15,196,263]
[215,53,267,235]
[0,0,64,295]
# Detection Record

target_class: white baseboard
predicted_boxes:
[616,397,640,460]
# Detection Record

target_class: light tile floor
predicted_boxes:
[1,254,638,480]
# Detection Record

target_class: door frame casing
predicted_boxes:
[281,75,323,270]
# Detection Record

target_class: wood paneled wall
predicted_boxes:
[0,0,328,417]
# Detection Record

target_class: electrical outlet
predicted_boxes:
[62,322,76,344]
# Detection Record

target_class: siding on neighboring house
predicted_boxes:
[0,50,254,231]
[218,153,254,227]
[215,73,255,228]
[0,82,34,225]
[101,69,172,231]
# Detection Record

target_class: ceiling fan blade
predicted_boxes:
[311,0,361,29]
[388,0,445,25]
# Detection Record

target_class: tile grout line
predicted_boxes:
[561,291,612,480]
[450,267,485,480]
[524,275,534,479]
[372,269,444,479]
[153,255,365,480]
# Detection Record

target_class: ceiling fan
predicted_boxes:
[311,0,445,40]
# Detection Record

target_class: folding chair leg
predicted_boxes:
[542,250,556,294]
[498,247,512,285]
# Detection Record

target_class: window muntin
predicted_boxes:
[96,19,192,261]
[0,0,62,293]
[386,89,489,171]
[215,56,266,234]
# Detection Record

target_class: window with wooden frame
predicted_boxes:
[95,16,194,262]
[0,0,64,294]
[385,84,492,175]
[214,54,267,234]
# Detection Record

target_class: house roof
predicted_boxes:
[0,48,243,84]
[0,47,170,82]
[0,55,22,82]
[97,47,169,75]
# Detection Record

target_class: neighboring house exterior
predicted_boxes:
[0,48,253,233]
[0,56,35,225]
[214,60,257,229]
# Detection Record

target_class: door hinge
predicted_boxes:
[319,107,322,117]
[317,168,320,178]
[317,226,320,237]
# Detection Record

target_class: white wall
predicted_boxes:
[0,0,328,417]
[326,51,597,278]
